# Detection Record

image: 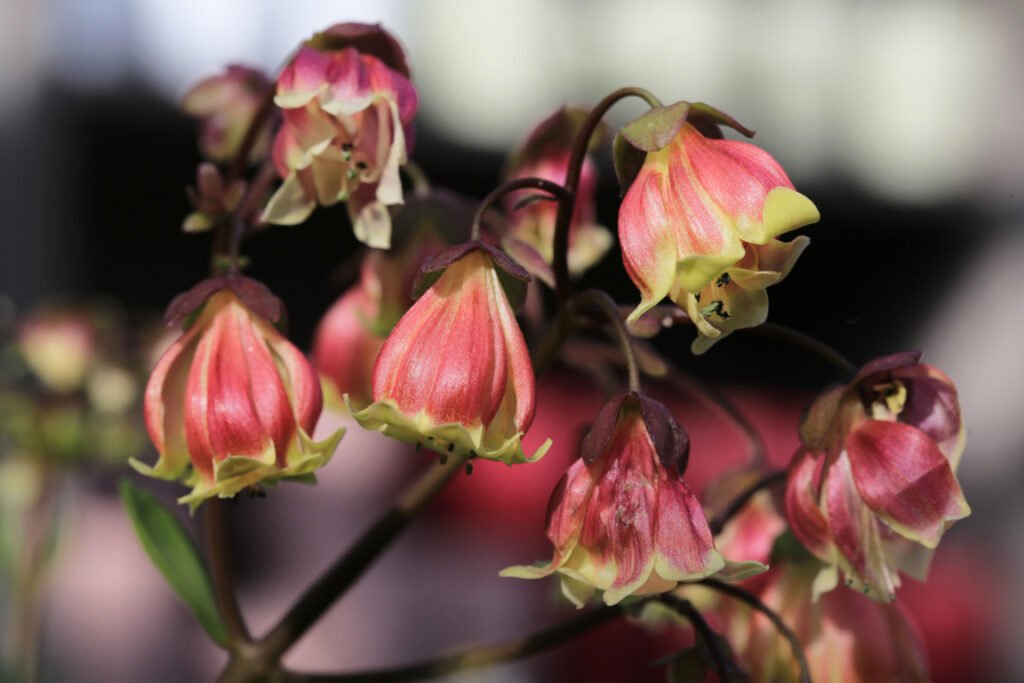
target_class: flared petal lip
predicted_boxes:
[345,395,550,465]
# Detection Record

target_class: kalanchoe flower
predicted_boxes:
[132,278,343,510]
[615,101,819,353]
[502,107,611,286]
[262,23,418,248]
[313,257,386,408]
[347,242,549,465]
[784,352,969,601]
[181,65,272,163]
[502,392,764,606]
[726,560,930,683]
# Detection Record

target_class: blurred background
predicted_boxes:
[1,0,1022,681]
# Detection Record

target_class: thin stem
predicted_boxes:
[665,368,767,466]
[746,323,856,379]
[470,177,571,241]
[400,159,431,198]
[708,470,787,536]
[227,88,277,182]
[204,498,251,647]
[225,160,278,275]
[552,86,662,304]
[657,595,730,681]
[699,579,812,683]
[274,605,625,682]
[572,289,641,392]
[257,453,469,661]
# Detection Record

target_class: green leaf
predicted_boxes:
[118,478,227,646]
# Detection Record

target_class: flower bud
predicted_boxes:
[784,352,969,601]
[133,279,343,509]
[347,243,549,465]
[616,102,819,353]
[262,23,418,248]
[181,65,272,163]
[502,392,764,606]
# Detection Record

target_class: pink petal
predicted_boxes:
[846,420,969,547]
[653,470,717,579]
[784,448,833,560]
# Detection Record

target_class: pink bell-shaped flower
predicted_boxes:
[133,278,343,509]
[616,102,819,352]
[502,392,763,606]
[262,23,418,248]
[347,242,549,465]
[784,352,969,601]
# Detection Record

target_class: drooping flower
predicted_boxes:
[615,102,819,353]
[501,392,764,606]
[181,65,272,163]
[132,278,343,510]
[784,352,969,601]
[501,107,611,286]
[347,242,549,465]
[726,560,930,683]
[262,23,418,248]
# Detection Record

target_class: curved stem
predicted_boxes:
[274,604,624,682]
[657,595,730,681]
[400,159,431,198]
[470,177,571,241]
[708,470,786,536]
[745,323,856,379]
[699,579,812,683]
[204,498,251,647]
[223,160,278,275]
[257,453,469,661]
[571,289,641,392]
[227,89,277,182]
[552,86,662,304]
[665,368,767,466]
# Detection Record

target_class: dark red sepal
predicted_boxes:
[307,23,412,78]
[580,392,690,473]
[164,275,283,328]
[412,240,531,308]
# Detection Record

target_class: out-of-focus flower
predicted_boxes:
[181,64,272,163]
[17,310,96,393]
[729,561,930,683]
[784,352,969,601]
[262,23,418,248]
[615,102,818,353]
[313,259,385,408]
[132,278,342,509]
[502,392,763,606]
[182,163,247,233]
[502,107,611,286]
[348,242,549,465]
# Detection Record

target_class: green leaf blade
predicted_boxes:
[118,478,228,646]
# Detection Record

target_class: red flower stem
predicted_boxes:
[744,322,856,379]
[272,604,626,682]
[552,86,662,304]
[470,177,571,241]
[699,578,812,683]
[571,289,641,392]
[657,594,731,681]
[708,469,787,536]
[204,498,251,647]
[255,453,470,662]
